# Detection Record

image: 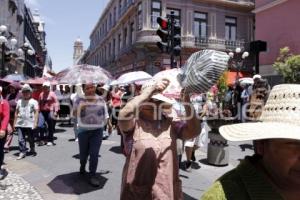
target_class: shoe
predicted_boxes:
[191,152,196,162]
[17,152,26,160]
[89,176,100,187]
[79,165,86,175]
[3,148,9,153]
[47,142,54,146]
[0,169,8,180]
[37,141,44,146]
[185,161,192,172]
[30,150,37,157]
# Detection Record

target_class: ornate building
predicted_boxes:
[84,0,255,77]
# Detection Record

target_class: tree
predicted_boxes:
[273,47,300,83]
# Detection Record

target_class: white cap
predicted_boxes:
[253,74,262,80]
[42,81,51,87]
[22,84,32,92]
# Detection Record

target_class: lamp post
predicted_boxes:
[0,25,18,77]
[228,47,249,83]
[17,42,35,77]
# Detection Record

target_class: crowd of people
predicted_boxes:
[0,75,299,200]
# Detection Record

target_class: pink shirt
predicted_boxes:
[39,91,59,112]
[0,99,10,131]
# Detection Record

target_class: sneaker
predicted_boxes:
[37,141,44,146]
[47,142,54,146]
[185,161,192,172]
[89,176,100,187]
[17,152,26,160]
[0,169,8,180]
[30,150,37,157]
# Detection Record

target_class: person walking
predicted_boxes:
[38,82,59,146]
[73,82,109,187]
[118,79,201,199]
[14,84,39,160]
[0,86,10,180]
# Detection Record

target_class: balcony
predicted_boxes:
[192,0,254,11]
[194,37,246,51]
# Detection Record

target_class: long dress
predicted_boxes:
[120,117,183,200]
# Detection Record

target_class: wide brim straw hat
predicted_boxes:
[220,84,300,141]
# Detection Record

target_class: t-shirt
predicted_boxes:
[73,95,109,131]
[15,98,39,128]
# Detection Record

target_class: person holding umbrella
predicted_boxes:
[0,86,10,180]
[73,82,109,187]
[118,79,201,199]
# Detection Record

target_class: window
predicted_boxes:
[114,7,117,24]
[151,0,161,28]
[113,38,116,57]
[123,28,128,47]
[118,33,122,51]
[119,0,122,16]
[194,12,207,38]
[130,22,135,44]
[137,2,142,30]
[167,8,181,25]
[109,13,112,28]
[225,17,237,41]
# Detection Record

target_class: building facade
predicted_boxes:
[24,7,47,77]
[73,38,84,65]
[0,0,48,78]
[0,0,25,76]
[254,0,300,83]
[86,0,255,77]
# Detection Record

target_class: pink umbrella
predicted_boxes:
[153,68,182,99]
[23,77,58,85]
[54,64,112,85]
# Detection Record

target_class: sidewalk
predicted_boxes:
[0,169,42,200]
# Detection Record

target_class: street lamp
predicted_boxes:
[17,42,35,77]
[228,47,249,79]
[0,25,18,77]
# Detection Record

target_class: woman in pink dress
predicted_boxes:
[118,79,201,200]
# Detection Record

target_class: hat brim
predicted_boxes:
[219,122,300,141]
[152,94,175,105]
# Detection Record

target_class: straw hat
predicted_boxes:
[220,84,300,141]
[141,80,175,105]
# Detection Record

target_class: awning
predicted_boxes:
[226,71,250,86]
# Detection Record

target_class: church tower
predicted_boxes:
[73,37,84,65]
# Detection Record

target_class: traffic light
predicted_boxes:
[172,23,181,57]
[156,17,170,53]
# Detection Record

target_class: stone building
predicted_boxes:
[73,37,84,65]
[85,0,255,77]
[0,0,48,78]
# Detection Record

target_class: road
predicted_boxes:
[1,123,253,200]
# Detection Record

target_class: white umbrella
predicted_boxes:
[117,71,152,85]
[239,77,254,86]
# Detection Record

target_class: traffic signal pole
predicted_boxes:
[170,11,175,69]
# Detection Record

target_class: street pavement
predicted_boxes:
[0,123,253,200]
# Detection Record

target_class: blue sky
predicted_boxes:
[25,0,110,72]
